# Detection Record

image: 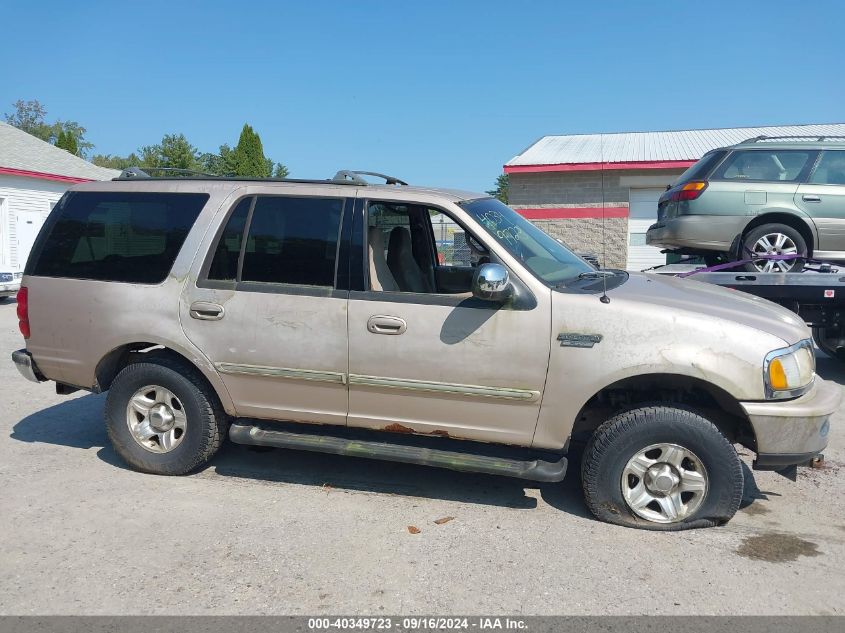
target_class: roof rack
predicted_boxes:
[114,166,407,187]
[741,135,845,143]
[332,170,408,186]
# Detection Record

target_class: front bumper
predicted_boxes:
[646,215,749,252]
[741,376,840,469]
[12,349,45,383]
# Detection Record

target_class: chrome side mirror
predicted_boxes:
[472,263,512,302]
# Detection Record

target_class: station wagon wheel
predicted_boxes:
[105,356,229,475]
[621,442,708,523]
[126,385,188,453]
[741,223,807,273]
[581,406,743,530]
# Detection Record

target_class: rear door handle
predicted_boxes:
[367,315,407,335]
[189,301,225,321]
[802,194,822,203]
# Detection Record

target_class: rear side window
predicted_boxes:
[674,150,728,184]
[809,150,845,185]
[208,196,343,287]
[29,191,208,283]
[713,150,813,182]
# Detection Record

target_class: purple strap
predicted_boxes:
[676,254,831,278]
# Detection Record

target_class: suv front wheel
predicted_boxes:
[741,223,807,273]
[581,406,743,530]
[105,356,229,475]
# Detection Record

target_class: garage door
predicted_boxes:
[627,188,666,271]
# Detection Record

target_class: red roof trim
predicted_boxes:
[504,160,697,174]
[516,206,629,220]
[0,166,92,184]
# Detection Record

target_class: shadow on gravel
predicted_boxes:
[10,393,593,517]
[213,442,591,516]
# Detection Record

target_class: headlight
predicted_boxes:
[764,339,815,399]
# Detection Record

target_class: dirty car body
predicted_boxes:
[11,172,839,530]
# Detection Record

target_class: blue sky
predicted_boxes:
[2,1,843,191]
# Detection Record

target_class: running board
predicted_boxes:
[229,422,568,482]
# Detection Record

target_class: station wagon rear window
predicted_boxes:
[28,191,208,283]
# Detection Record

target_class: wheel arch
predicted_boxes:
[94,340,236,415]
[569,373,757,452]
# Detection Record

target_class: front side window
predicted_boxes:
[429,209,473,267]
[208,195,343,287]
[713,150,813,182]
[809,150,845,185]
[30,191,208,283]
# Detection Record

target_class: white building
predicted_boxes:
[0,122,119,269]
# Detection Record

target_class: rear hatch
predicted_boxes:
[657,149,729,222]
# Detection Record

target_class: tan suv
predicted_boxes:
[11,170,840,530]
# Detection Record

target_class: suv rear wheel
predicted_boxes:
[581,406,743,530]
[741,223,807,273]
[105,356,229,475]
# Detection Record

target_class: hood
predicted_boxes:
[607,272,809,345]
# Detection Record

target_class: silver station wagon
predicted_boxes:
[12,169,839,530]
[647,135,845,272]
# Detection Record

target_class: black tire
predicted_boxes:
[813,326,845,361]
[740,223,807,273]
[105,356,228,475]
[581,406,743,530]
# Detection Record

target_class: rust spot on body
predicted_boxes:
[383,424,452,438]
[384,423,414,434]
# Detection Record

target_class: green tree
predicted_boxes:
[4,99,49,137]
[91,153,143,170]
[4,100,93,157]
[272,162,290,179]
[486,174,509,204]
[230,124,270,177]
[55,129,79,155]
[138,133,200,172]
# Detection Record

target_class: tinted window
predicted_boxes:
[714,150,812,182]
[674,150,728,184]
[809,150,845,185]
[241,196,342,286]
[29,191,207,283]
[208,198,251,280]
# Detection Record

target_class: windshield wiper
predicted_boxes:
[577,270,615,279]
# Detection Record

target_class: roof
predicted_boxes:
[0,122,120,182]
[72,176,488,203]
[505,123,845,172]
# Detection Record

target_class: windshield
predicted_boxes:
[459,198,595,285]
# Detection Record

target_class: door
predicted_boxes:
[795,150,845,255]
[627,189,666,271]
[346,199,551,446]
[180,194,350,426]
[16,210,43,269]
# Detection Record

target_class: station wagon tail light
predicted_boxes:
[764,340,814,399]
[16,286,29,339]
[670,181,707,201]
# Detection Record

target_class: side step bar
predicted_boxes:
[229,422,568,482]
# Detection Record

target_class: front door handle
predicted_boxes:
[190,301,225,321]
[802,194,822,203]
[367,315,407,335]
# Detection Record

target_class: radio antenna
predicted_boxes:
[599,133,610,304]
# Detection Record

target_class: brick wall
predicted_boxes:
[531,217,628,269]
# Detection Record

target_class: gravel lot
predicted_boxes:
[0,298,843,616]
